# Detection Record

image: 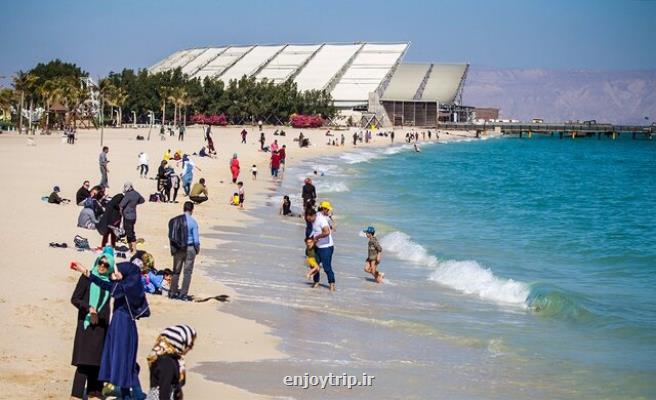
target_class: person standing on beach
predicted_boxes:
[70,247,114,399]
[99,146,109,188]
[159,124,166,141]
[270,150,281,178]
[302,178,316,211]
[352,132,358,146]
[119,183,145,253]
[178,124,185,141]
[138,152,149,178]
[307,203,336,291]
[146,325,197,399]
[279,145,287,171]
[168,201,200,301]
[230,153,240,183]
[97,193,123,248]
[180,155,200,196]
[391,131,395,143]
[241,128,248,144]
[70,257,150,400]
[259,131,266,151]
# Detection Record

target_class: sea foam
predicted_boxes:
[381,231,529,307]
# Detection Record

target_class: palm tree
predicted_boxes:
[112,87,128,127]
[98,79,116,146]
[158,85,172,126]
[168,87,190,126]
[12,71,38,134]
[0,88,14,124]
[37,79,62,133]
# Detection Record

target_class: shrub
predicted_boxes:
[290,114,323,128]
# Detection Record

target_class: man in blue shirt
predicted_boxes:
[168,201,200,301]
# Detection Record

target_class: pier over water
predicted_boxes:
[437,122,655,140]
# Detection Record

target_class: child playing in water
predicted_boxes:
[251,164,257,180]
[305,238,320,280]
[363,226,384,283]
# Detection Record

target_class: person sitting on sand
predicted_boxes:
[230,192,240,206]
[363,226,384,283]
[189,178,208,204]
[305,238,320,280]
[198,146,213,158]
[141,267,172,295]
[76,180,91,205]
[280,195,294,216]
[146,325,197,400]
[77,198,100,230]
[48,186,70,204]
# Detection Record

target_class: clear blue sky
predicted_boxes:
[1,0,654,81]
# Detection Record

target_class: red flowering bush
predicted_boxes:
[190,113,228,126]
[290,114,323,128]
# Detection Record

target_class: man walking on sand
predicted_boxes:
[168,201,200,301]
[99,146,110,188]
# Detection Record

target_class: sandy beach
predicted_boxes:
[0,125,458,399]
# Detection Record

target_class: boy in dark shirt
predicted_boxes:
[363,226,384,283]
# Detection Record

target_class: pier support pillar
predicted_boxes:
[519,131,523,139]
[571,131,576,139]
[612,131,617,140]
[597,132,601,140]
[528,131,532,139]
[551,131,554,137]
[559,132,563,139]
[632,132,636,140]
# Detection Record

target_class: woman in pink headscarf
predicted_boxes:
[230,153,240,183]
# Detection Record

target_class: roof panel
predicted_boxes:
[330,43,408,101]
[420,64,468,104]
[167,48,206,70]
[381,64,430,100]
[293,44,362,91]
[150,50,186,73]
[180,48,226,76]
[192,46,253,80]
[256,44,321,83]
[219,45,285,82]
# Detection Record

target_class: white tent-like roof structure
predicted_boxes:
[149,42,468,107]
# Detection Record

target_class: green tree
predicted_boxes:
[12,71,38,134]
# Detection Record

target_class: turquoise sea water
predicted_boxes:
[204,134,656,399]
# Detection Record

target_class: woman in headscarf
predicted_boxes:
[146,325,197,400]
[71,257,150,399]
[180,155,200,196]
[70,246,115,399]
[97,193,124,248]
[229,153,240,184]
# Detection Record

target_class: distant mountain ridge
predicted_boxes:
[463,67,656,125]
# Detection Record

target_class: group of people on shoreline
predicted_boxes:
[49,124,396,398]
[291,177,385,292]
